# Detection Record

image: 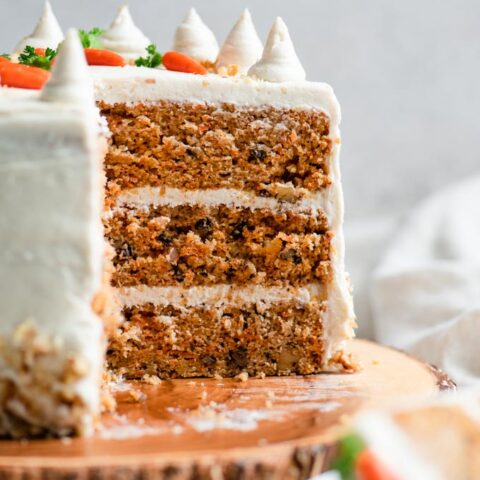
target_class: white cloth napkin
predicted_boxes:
[370,175,480,386]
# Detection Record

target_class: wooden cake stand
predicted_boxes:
[0,340,454,480]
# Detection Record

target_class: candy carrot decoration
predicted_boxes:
[84,48,126,67]
[33,47,57,67]
[355,449,399,480]
[162,51,207,75]
[18,46,56,70]
[0,63,50,89]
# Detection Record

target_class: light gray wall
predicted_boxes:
[1,0,480,222]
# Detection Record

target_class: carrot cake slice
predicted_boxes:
[93,10,356,379]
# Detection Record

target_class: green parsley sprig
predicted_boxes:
[79,28,104,49]
[135,44,162,68]
[18,46,57,70]
[330,434,366,480]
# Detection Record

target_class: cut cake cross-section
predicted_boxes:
[96,16,356,379]
[0,6,358,439]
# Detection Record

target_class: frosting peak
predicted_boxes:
[14,1,64,54]
[172,8,219,63]
[41,29,94,105]
[248,17,306,83]
[101,5,151,60]
[216,9,263,75]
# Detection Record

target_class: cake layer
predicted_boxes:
[107,300,332,378]
[99,101,332,195]
[105,204,332,287]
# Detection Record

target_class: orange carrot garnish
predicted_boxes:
[0,63,50,89]
[0,56,10,63]
[84,48,126,67]
[355,450,399,480]
[162,51,207,75]
[34,47,46,56]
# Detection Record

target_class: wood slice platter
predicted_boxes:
[0,340,454,480]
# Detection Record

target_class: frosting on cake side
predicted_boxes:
[0,30,106,437]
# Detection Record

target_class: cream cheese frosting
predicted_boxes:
[109,186,331,218]
[41,29,94,105]
[117,284,325,310]
[0,33,104,436]
[172,8,219,63]
[0,99,104,435]
[100,5,151,60]
[216,9,263,74]
[321,120,357,367]
[248,17,306,83]
[91,67,340,121]
[14,1,64,54]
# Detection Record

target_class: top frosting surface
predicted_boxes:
[172,8,219,63]
[100,5,151,59]
[14,0,64,54]
[248,17,306,83]
[91,66,340,123]
[0,65,340,125]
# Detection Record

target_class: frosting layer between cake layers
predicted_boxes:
[94,67,355,376]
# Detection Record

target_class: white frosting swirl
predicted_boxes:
[100,5,151,60]
[248,17,306,83]
[41,29,94,105]
[172,8,219,63]
[14,1,64,54]
[216,9,263,74]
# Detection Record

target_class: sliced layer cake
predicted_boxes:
[0,3,357,438]
[94,15,356,379]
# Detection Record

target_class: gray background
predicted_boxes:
[1,0,479,333]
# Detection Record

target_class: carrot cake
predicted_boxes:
[0,3,356,436]
[0,30,111,437]
[96,11,355,379]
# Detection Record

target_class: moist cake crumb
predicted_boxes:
[235,371,249,382]
[102,98,356,379]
